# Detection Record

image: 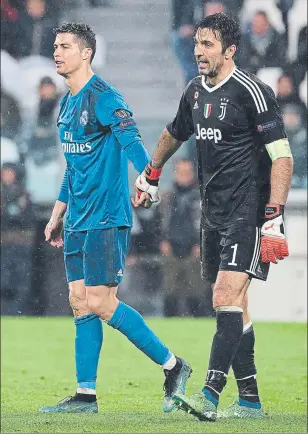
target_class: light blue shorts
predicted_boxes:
[64,227,131,286]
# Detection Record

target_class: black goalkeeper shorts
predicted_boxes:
[200,224,270,283]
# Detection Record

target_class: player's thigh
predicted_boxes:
[200,228,220,283]
[63,230,87,283]
[83,227,131,286]
[213,225,263,307]
[219,225,269,281]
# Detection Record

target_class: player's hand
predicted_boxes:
[132,163,162,208]
[160,240,173,257]
[191,245,200,258]
[260,204,289,264]
[45,217,64,248]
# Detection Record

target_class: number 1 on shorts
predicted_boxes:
[228,243,238,266]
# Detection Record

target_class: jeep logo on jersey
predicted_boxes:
[204,104,212,118]
[196,124,222,143]
[80,110,88,126]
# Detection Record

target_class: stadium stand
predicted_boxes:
[0,0,306,318]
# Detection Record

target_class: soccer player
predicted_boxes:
[133,13,293,421]
[39,22,192,414]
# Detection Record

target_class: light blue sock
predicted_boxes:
[74,313,103,391]
[202,388,219,407]
[108,301,171,365]
[239,398,262,409]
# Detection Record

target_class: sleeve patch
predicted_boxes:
[257,120,277,132]
[115,109,131,119]
[120,119,136,128]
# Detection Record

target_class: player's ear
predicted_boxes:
[82,48,92,61]
[225,45,236,59]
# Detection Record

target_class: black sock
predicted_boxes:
[74,393,96,402]
[232,324,260,403]
[204,308,243,401]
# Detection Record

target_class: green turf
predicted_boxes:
[1,317,307,433]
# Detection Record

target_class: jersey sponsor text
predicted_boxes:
[196,124,222,143]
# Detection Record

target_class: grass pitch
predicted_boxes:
[1,317,307,433]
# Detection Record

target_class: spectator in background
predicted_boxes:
[292,25,307,87]
[160,159,213,317]
[22,76,60,163]
[1,163,32,225]
[1,162,34,314]
[238,10,286,74]
[276,0,294,41]
[0,92,22,172]
[1,0,21,54]
[126,205,163,316]
[276,72,307,120]
[1,88,22,140]
[170,0,199,85]
[7,0,58,59]
[282,104,307,188]
[203,0,244,17]
[203,1,226,17]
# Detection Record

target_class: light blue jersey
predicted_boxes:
[57,74,150,231]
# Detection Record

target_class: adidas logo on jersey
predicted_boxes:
[117,269,124,277]
[193,101,199,109]
[196,124,222,143]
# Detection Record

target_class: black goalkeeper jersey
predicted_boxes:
[166,66,287,230]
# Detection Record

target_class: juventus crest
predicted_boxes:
[218,97,229,121]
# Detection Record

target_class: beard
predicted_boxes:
[198,59,221,78]
[199,66,219,79]
[202,68,218,78]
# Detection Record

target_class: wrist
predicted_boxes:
[52,201,67,219]
[265,203,284,218]
[143,163,162,187]
[145,163,162,180]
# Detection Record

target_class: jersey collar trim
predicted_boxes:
[201,66,236,92]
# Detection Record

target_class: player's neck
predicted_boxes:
[66,68,95,96]
[206,61,235,87]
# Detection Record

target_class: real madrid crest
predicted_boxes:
[80,110,88,126]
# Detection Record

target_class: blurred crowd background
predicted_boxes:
[1,0,307,318]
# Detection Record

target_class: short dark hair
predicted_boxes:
[254,10,269,20]
[195,13,241,55]
[53,22,96,63]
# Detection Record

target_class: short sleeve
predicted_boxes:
[247,82,287,146]
[166,89,194,141]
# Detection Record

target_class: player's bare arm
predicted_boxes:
[45,200,67,248]
[151,128,183,168]
[261,139,294,263]
[133,129,183,207]
[269,153,293,205]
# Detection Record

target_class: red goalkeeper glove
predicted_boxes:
[134,163,162,206]
[260,204,289,264]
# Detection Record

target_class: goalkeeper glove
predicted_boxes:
[260,204,289,264]
[134,163,162,205]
